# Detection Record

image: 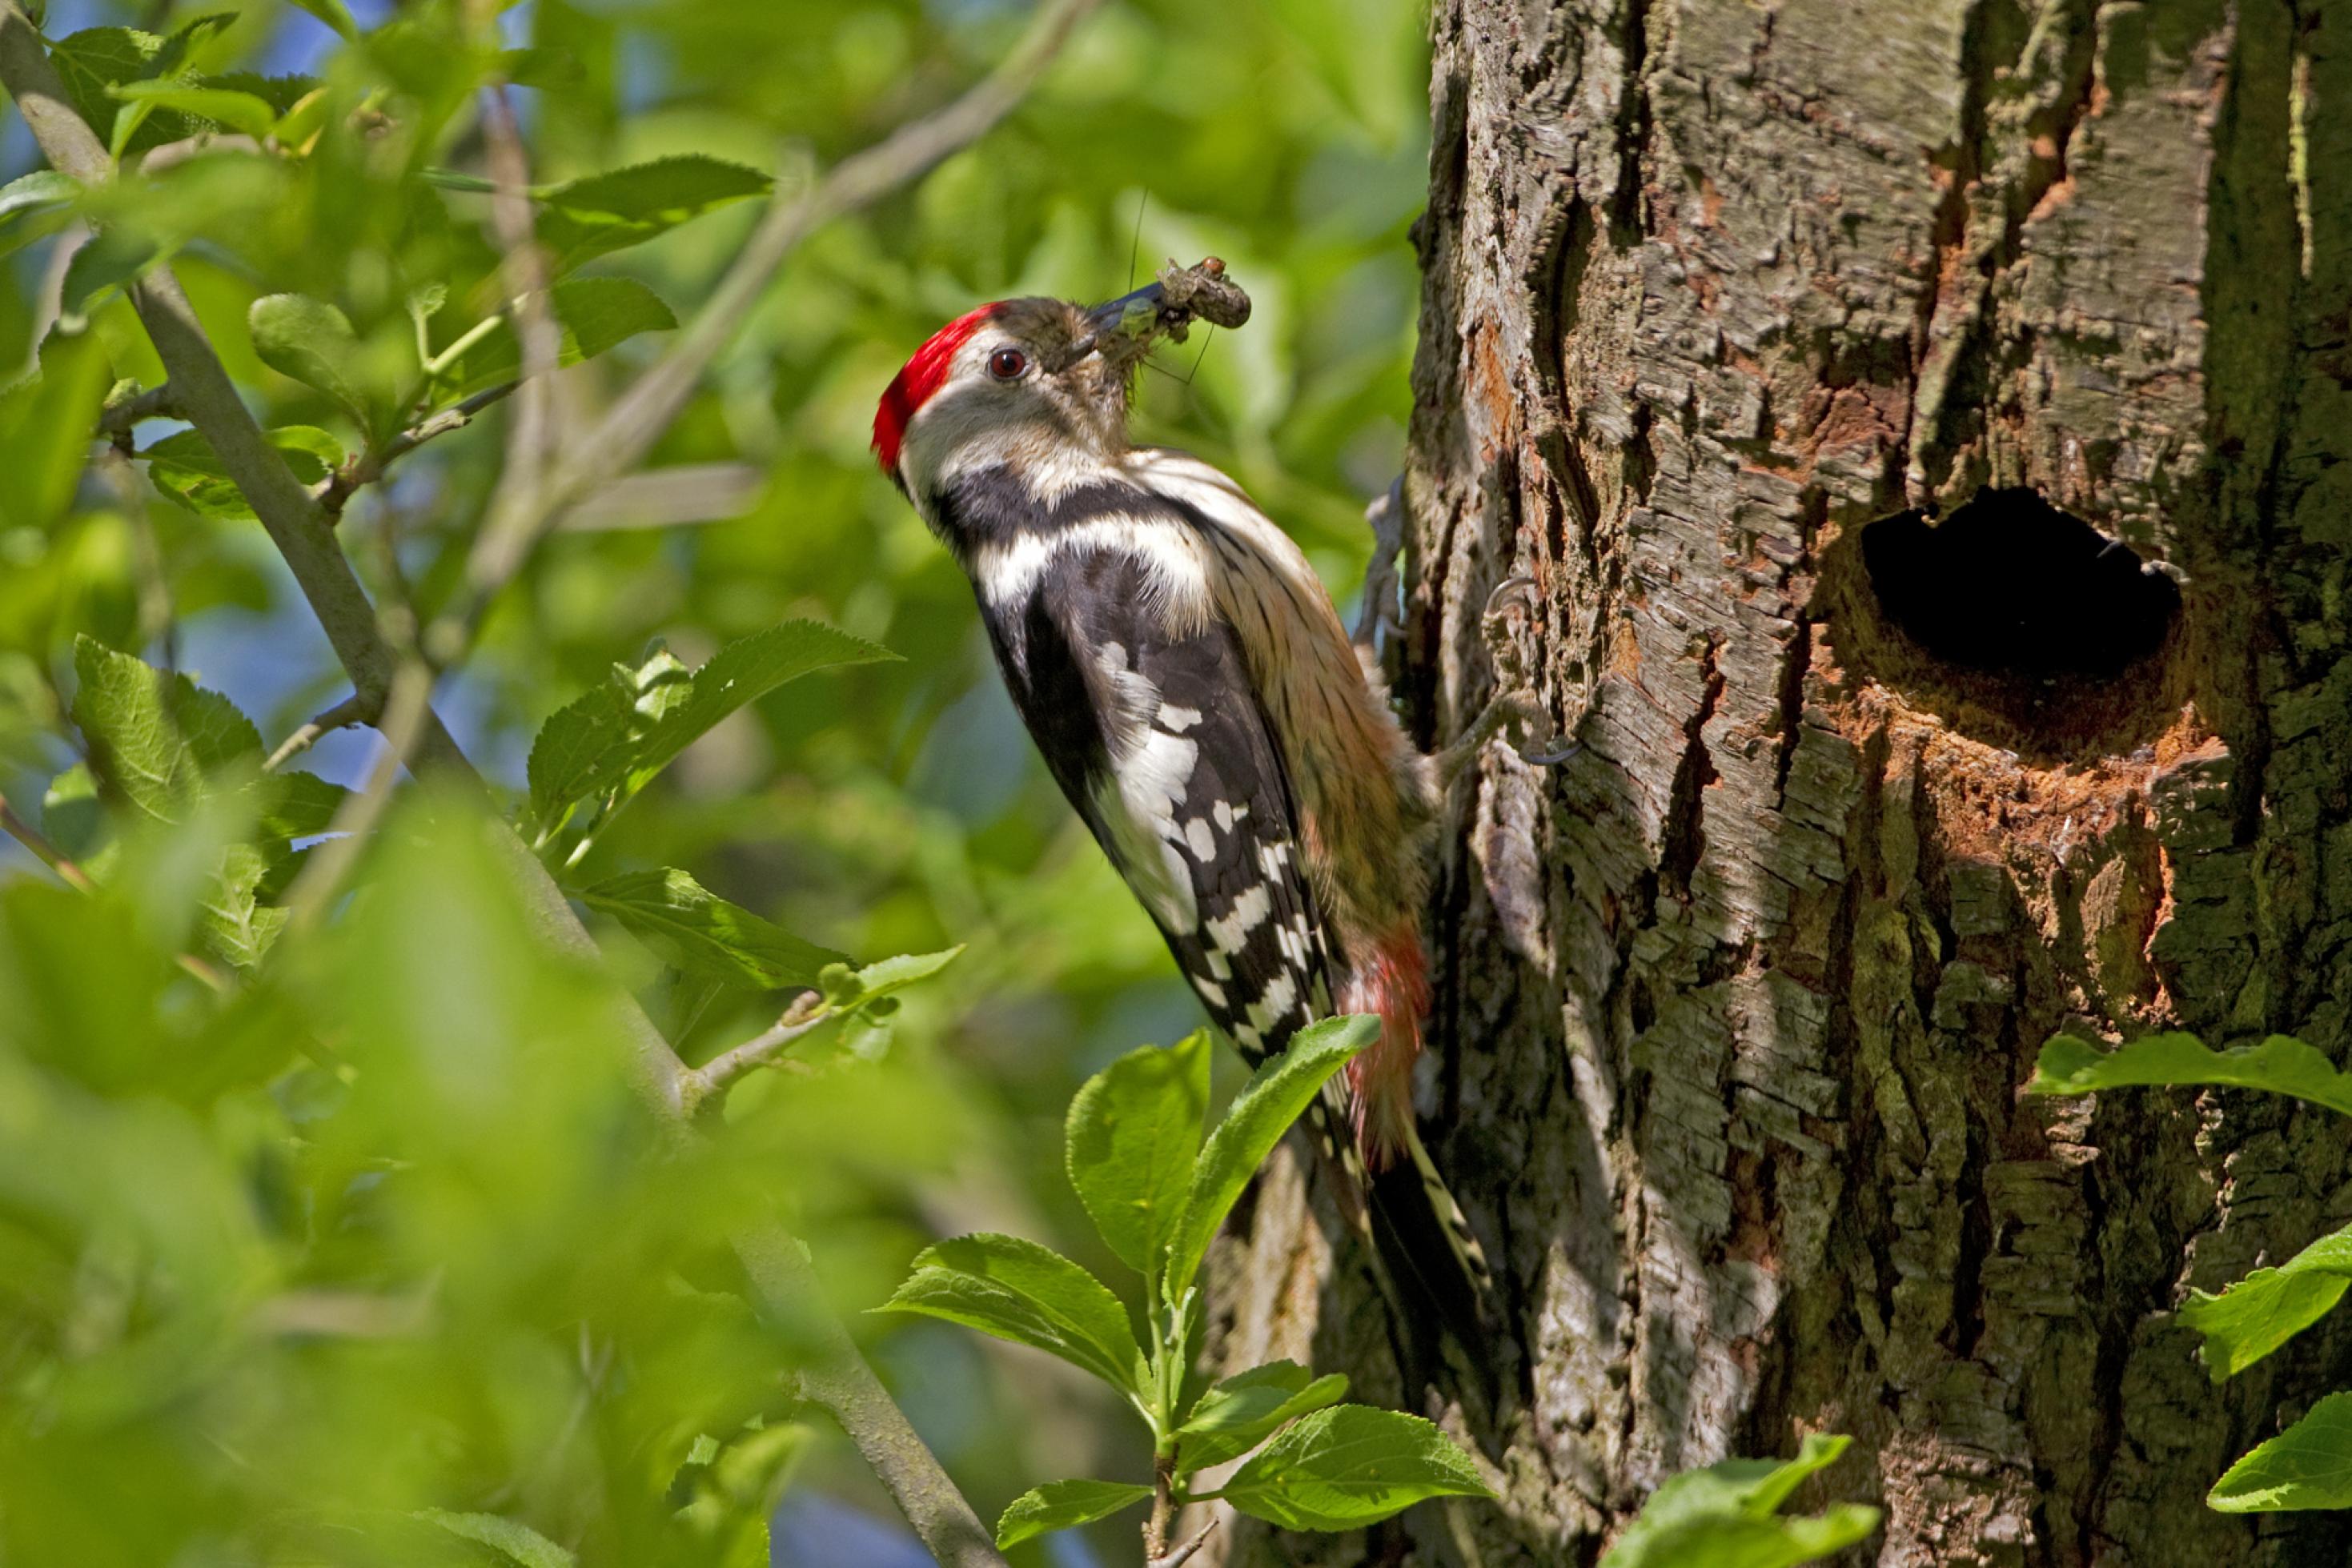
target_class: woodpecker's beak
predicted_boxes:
[1040,283,1164,374]
[1049,261,1251,375]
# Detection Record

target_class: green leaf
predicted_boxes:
[200,842,287,968]
[414,1509,576,1568]
[106,79,277,140]
[876,1233,1146,1395]
[1177,1361,1348,1474]
[577,868,844,992]
[526,621,893,839]
[526,644,691,832]
[533,155,773,273]
[287,0,359,40]
[142,426,343,521]
[2178,1225,2352,1381]
[2208,1392,2352,1512]
[70,635,261,824]
[439,276,678,395]
[48,15,238,156]
[249,293,379,427]
[994,1479,1154,1550]
[60,227,159,313]
[1213,1405,1491,1530]
[0,170,78,258]
[2028,1033,2352,1120]
[0,324,109,526]
[1066,1032,1211,1279]
[1599,1434,1880,1568]
[1162,1015,1379,1293]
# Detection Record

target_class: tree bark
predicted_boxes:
[1210,0,2352,1562]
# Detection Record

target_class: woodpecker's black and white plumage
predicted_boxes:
[875,279,1492,1343]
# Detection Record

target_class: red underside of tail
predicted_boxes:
[1339,926,1430,1172]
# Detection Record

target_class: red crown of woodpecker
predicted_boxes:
[873,304,1001,475]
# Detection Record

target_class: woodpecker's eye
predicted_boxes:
[987,347,1029,381]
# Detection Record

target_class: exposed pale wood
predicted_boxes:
[1216,0,2352,1561]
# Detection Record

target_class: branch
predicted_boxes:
[264,693,371,772]
[1148,1518,1218,1568]
[97,379,185,439]
[737,1227,1009,1568]
[317,380,519,517]
[680,990,828,1117]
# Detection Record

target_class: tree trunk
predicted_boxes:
[1210,0,2352,1562]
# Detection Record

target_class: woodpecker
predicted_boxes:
[874,267,1494,1344]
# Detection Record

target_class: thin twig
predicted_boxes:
[317,380,519,517]
[1147,1518,1218,1568]
[0,791,95,892]
[681,990,829,1117]
[280,660,435,935]
[97,379,186,439]
[264,693,370,773]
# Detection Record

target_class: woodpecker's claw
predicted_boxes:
[1483,575,1539,620]
[1353,477,1407,656]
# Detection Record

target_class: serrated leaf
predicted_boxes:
[1067,1032,1210,1278]
[877,1233,1146,1395]
[2178,1225,2352,1382]
[48,14,238,156]
[1599,1433,1879,1568]
[2028,1032,2352,1120]
[414,1509,576,1568]
[994,1479,1153,1550]
[1213,1405,1491,1530]
[249,768,349,841]
[1178,1361,1348,1474]
[527,621,892,839]
[533,154,772,273]
[142,425,343,521]
[525,644,692,831]
[578,868,843,992]
[70,635,261,824]
[1162,1015,1379,1293]
[440,275,676,395]
[200,842,287,968]
[248,293,375,426]
[2207,1393,2352,1512]
[826,947,964,1008]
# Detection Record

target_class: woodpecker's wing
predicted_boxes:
[982,543,1330,1061]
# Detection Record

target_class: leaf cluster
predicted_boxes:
[876,1021,1495,1550]
[2029,1032,2352,1512]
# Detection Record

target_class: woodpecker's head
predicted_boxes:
[873,261,1251,538]
[873,295,1137,513]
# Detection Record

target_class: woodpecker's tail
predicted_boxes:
[1300,1086,1497,1394]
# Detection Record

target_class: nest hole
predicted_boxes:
[1829,487,2187,755]
[1862,488,2180,679]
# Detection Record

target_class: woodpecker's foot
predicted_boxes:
[1352,476,1407,658]
[1435,686,1579,787]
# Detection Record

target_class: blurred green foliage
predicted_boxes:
[0,0,1431,1560]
